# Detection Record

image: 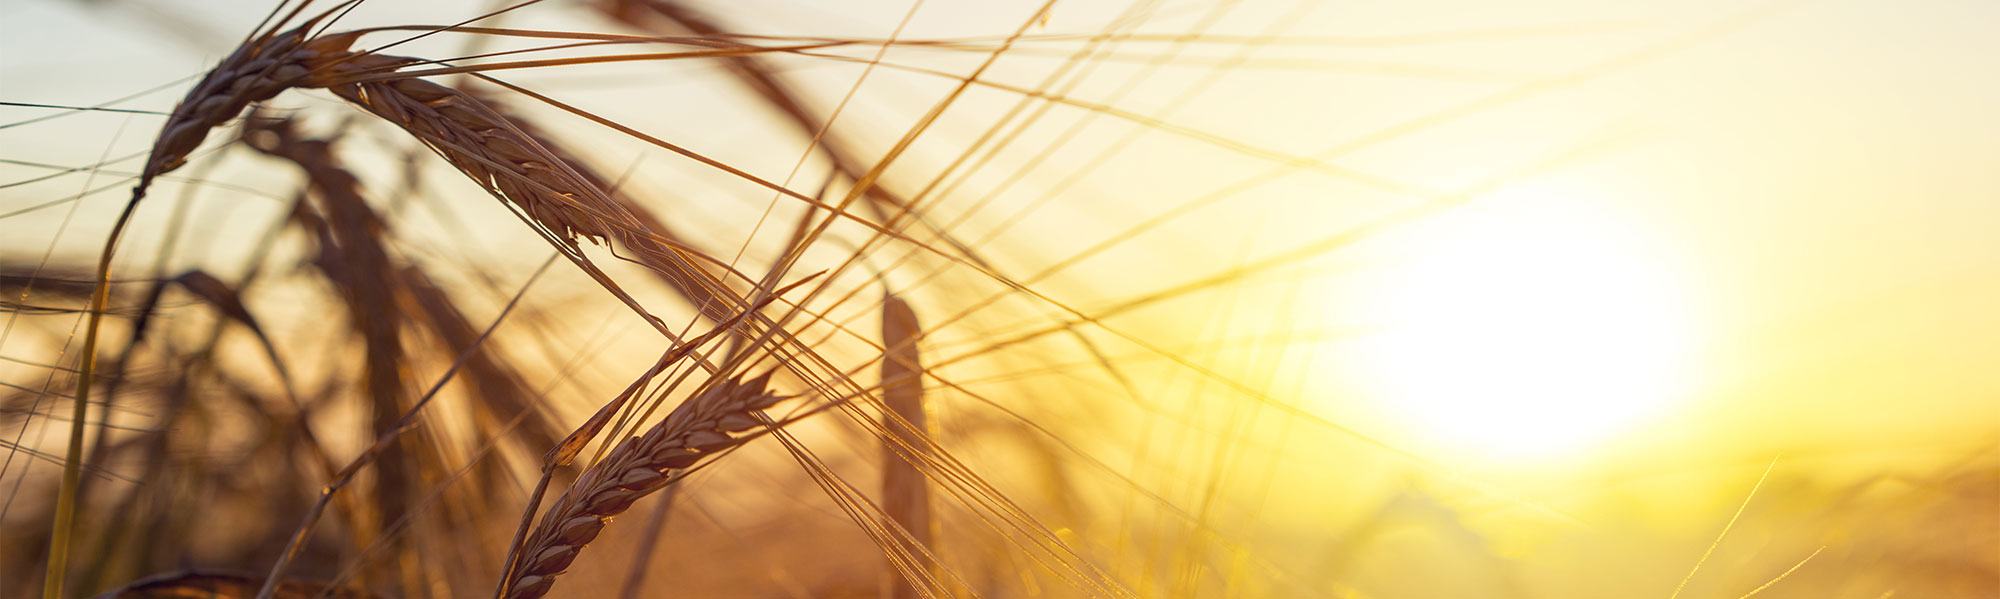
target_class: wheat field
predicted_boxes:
[1,0,1995,598]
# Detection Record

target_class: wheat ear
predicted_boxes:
[453,84,746,324]
[879,293,935,599]
[139,25,333,186]
[505,372,784,599]
[298,49,730,348]
[307,52,636,249]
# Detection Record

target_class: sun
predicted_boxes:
[1359,185,1701,460]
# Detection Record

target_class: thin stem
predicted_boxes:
[46,188,144,599]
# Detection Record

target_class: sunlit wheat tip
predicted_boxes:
[508,372,784,599]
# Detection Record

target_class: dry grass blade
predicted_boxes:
[154,271,302,402]
[160,272,259,337]
[506,372,785,599]
[96,570,378,599]
[879,292,934,599]
[0,268,117,317]
[0,268,98,304]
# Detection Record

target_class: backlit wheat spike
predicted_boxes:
[306,52,637,249]
[141,24,358,187]
[507,372,784,599]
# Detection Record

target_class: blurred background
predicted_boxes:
[2,0,1995,597]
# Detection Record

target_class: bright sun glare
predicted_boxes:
[1362,185,1700,459]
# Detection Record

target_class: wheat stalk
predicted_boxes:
[505,372,784,599]
[51,16,351,598]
